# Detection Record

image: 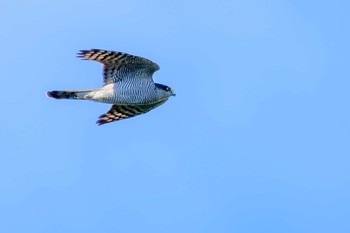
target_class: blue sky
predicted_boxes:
[1,0,349,232]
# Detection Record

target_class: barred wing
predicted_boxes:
[77,49,160,86]
[97,99,168,125]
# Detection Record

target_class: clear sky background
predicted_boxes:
[0,0,349,232]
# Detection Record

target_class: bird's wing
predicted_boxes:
[97,99,168,125]
[77,49,160,86]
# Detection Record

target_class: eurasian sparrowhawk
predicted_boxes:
[47,49,175,125]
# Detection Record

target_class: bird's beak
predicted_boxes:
[171,89,176,97]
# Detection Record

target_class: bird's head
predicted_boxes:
[155,83,176,97]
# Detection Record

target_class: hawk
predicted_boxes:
[47,49,175,125]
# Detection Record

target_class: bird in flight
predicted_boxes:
[47,49,175,125]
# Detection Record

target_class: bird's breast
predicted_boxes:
[97,81,157,104]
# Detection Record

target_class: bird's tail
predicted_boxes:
[47,89,96,100]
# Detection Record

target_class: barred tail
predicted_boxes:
[46,89,95,100]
